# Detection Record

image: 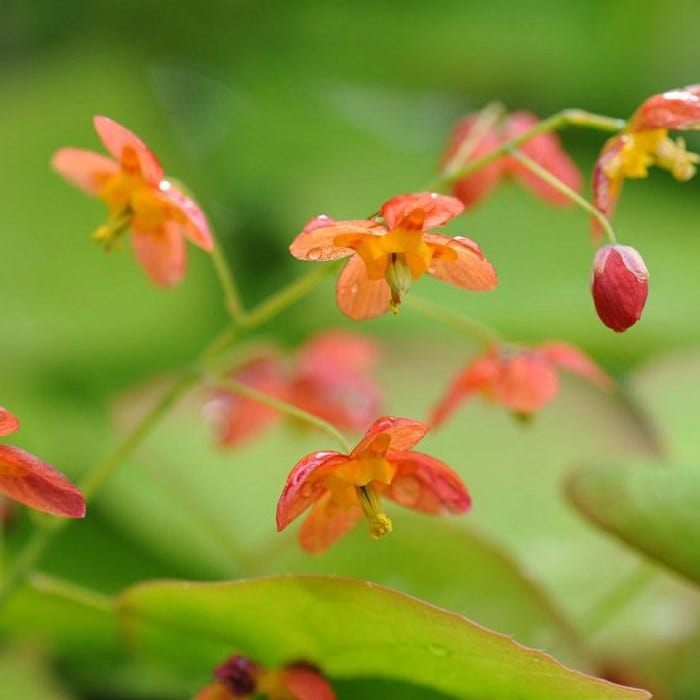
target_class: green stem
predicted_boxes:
[28,573,115,613]
[405,295,501,346]
[508,149,617,243]
[210,237,245,322]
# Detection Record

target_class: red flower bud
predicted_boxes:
[591,245,649,332]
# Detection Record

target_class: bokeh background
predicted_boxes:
[2,1,700,698]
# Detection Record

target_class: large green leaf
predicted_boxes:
[567,462,700,585]
[119,576,650,700]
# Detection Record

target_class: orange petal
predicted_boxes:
[298,330,381,374]
[289,222,378,262]
[491,352,559,413]
[386,451,471,515]
[93,116,163,185]
[381,192,464,230]
[351,416,430,458]
[283,665,336,700]
[131,224,186,287]
[0,407,20,437]
[276,451,348,531]
[0,445,85,518]
[52,148,120,196]
[591,135,625,243]
[157,182,213,251]
[538,342,612,390]
[193,683,233,700]
[424,233,498,291]
[335,255,392,320]
[630,87,700,131]
[298,493,363,553]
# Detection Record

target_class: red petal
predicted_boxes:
[93,116,163,185]
[381,192,464,230]
[386,451,471,515]
[591,136,625,243]
[424,233,498,291]
[0,407,20,437]
[335,255,392,320]
[0,445,85,518]
[538,342,612,390]
[276,451,348,531]
[351,416,430,458]
[298,330,381,374]
[157,182,213,251]
[298,494,363,554]
[283,665,336,700]
[131,225,186,287]
[290,221,381,261]
[52,148,120,196]
[630,88,700,131]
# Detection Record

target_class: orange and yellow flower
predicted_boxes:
[431,342,611,424]
[53,116,213,286]
[289,193,497,320]
[277,416,471,553]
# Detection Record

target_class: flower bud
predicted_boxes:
[591,245,649,332]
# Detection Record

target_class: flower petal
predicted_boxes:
[630,87,700,131]
[93,116,163,185]
[591,135,625,242]
[492,352,559,413]
[351,416,430,458]
[298,493,363,554]
[131,224,187,287]
[386,451,471,515]
[276,451,348,531]
[335,255,392,320]
[0,445,85,517]
[193,683,232,700]
[298,330,381,374]
[51,148,120,195]
[424,233,498,291]
[381,192,464,230]
[538,342,612,390]
[290,219,381,261]
[0,407,20,437]
[283,665,336,700]
[157,181,213,251]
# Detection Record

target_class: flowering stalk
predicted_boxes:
[210,236,245,322]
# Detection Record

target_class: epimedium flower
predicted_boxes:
[441,110,583,209]
[205,331,383,446]
[592,86,700,239]
[276,416,471,553]
[195,654,335,700]
[289,193,497,320]
[0,407,85,518]
[430,342,612,425]
[591,245,649,332]
[53,116,213,286]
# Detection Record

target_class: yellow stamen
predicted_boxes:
[356,484,393,540]
[386,253,412,313]
[91,208,131,250]
[654,136,700,181]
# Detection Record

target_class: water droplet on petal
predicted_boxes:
[307,247,323,260]
[427,643,450,658]
[350,282,359,295]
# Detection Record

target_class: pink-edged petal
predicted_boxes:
[381,192,464,229]
[277,451,349,531]
[386,451,471,515]
[157,181,213,251]
[335,255,392,321]
[424,233,498,291]
[505,112,583,205]
[630,88,700,131]
[93,116,163,185]
[298,493,363,554]
[298,330,381,374]
[52,148,120,196]
[283,665,336,700]
[351,416,430,458]
[538,342,612,390]
[591,135,625,242]
[131,224,186,287]
[290,221,380,262]
[0,445,85,518]
[193,683,232,700]
[0,407,20,437]
[491,352,559,413]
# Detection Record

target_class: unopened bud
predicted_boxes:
[591,245,649,332]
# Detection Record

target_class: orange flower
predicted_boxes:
[53,116,213,286]
[0,407,85,518]
[441,111,582,209]
[196,654,335,700]
[276,416,471,553]
[592,86,700,240]
[430,343,611,424]
[289,193,497,320]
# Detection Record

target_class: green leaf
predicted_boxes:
[0,647,74,700]
[118,575,650,700]
[567,462,700,585]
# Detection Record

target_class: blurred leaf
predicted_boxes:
[0,647,74,699]
[119,576,650,700]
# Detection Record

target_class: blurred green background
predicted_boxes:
[2,1,700,698]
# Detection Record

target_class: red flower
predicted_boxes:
[205,331,383,446]
[277,416,471,553]
[430,343,611,424]
[591,245,649,332]
[592,86,700,239]
[53,116,213,286]
[0,407,85,518]
[289,192,497,320]
[441,111,582,209]
[196,654,335,700]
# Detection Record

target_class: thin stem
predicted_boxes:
[509,149,617,243]
[210,237,245,322]
[405,295,502,346]
[28,573,115,613]
[207,374,352,453]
